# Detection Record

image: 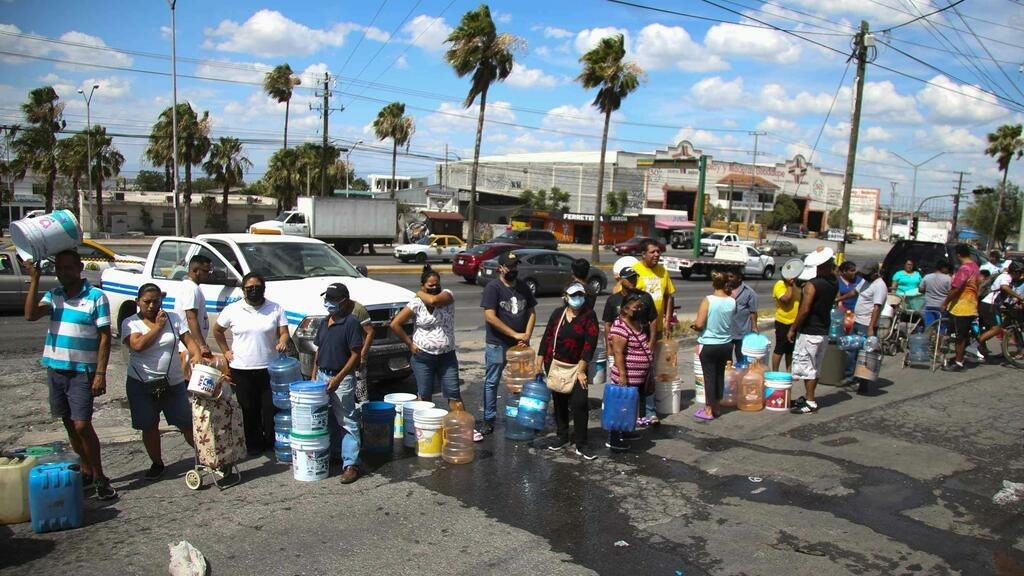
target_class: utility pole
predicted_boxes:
[310,72,344,197]
[747,130,767,233]
[837,20,872,262]
[950,171,969,243]
[889,181,897,241]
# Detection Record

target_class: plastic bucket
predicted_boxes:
[854,349,882,382]
[289,381,329,435]
[290,431,329,482]
[187,363,221,398]
[361,401,396,455]
[763,372,793,412]
[414,408,448,458]
[383,392,417,439]
[10,210,80,262]
[655,379,682,414]
[403,401,435,448]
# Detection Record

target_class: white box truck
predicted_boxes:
[248,196,397,255]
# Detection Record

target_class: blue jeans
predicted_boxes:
[410,349,461,402]
[483,343,509,422]
[844,323,869,378]
[923,306,943,330]
[319,370,360,469]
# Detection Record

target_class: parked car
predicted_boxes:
[476,249,607,296]
[75,239,147,271]
[755,239,798,257]
[393,234,466,263]
[782,223,808,238]
[670,229,695,249]
[451,242,519,283]
[488,229,558,250]
[612,236,666,256]
[881,240,988,286]
[0,247,59,311]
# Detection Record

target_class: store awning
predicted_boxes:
[655,218,694,230]
[422,211,465,221]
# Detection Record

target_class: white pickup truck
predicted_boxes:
[662,243,775,280]
[699,232,755,256]
[100,234,415,381]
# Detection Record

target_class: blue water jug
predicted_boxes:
[516,376,551,430]
[29,462,83,533]
[272,389,291,410]
[838,334,866,351]
[829,307,845,342]
[503,395,534,441]
[268,354,303,387]
[273,411,291,463]
[907,332,931,365]
[601,384,638,432]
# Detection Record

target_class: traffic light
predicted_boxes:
[911,216,919,239]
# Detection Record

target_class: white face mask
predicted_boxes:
[567,295,585,309]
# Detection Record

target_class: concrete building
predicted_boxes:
[77,190,278,236]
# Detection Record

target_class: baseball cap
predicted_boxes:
[619,267,639,282]
[859,261,880,276]
[321,282,349,301]
[565,282,586,295]
[498,251,519,267]
[613,256,638,277]
[803,246,835,268]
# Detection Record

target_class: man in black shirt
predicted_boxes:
[788,247,839,414]
[602,267,657,351]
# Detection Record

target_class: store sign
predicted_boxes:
[564,212,628,223]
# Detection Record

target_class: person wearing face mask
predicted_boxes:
[602,266,657,356]
[312,282,365,484]
[479,252,537,436]
[321,285,374,403]
[537,282,600,459]
[607,292,654,452]
[213,273,290,455]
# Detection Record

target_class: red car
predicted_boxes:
[452,243,521,282]
[613,236,667,256]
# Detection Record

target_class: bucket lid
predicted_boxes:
[289,381,327,393]
[403,400,435,412]
[289,430,328,440]
[414,408,449,420]
[383,392,417,403]
[363,401,395,412]
[764,371,793,381]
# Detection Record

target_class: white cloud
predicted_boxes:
[928,125,985,150]
[633,24,727,73]
[862,126,893,141]
[759,83,851,116]
[505,64,559,89]
[690,76,746,110]
[193,60,270,84]
[757,116,797,133]
[542,103,608,135]
[496,131,567,154]
[493,11,513,24]
[917,75,1006,124]
[203,10,357,57]
[574,27,629,55]
[419,100,517,135]
[672,127,732,150]
[704,23,802,64]
[394,55,409,70]
[402,15,451,52]
[0,26,133,69]
[544,27,574,39]
[862,80,922,123]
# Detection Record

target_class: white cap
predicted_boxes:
[613,256,639,278]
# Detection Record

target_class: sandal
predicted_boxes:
[472,430,484,443]
[694,409,714,421]
[649,415,661,426]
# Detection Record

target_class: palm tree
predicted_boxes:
[203,137,252,231]
[264,148,302,211]
[577,34,643,263]
[985,123,1024,250]
[263,64,301,150]
[12,87,65,212]
[55,133,88,219]
[371,102,415,200]
[444,4,522,247]
[88,125,123,231]
[145,103,211,236]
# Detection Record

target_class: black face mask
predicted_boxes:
[503,270,519,282]
[425,286,442,295]
[244,285,265,303]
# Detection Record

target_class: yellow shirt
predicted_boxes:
[773,280,800,324]
[633,262,676,325]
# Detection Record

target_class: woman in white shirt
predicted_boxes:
[122,283,202,480]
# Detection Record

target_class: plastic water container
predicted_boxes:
[654,339,680,381]
[721,361,741,408]
[290,431,329,482]
[29,462,83,533]
[763,372,793,411]
[442,401,476,464]
[693,344,705,404]
[383,392,417,439]
[403,401,435,449]
[361,401,396,455]
[273,411,292,464]
[601,384,638,432]
[741,332,771,360]
[268,354,303,387]
[516,376,551,430]
[908,332,931,366]
[272,390,291,411]
[414,408,448,457]
[854,349,882,382]
[0,456,37,525]
[10,209,80,262]
[829,307,845,342]
[593,349,608,386]
[505,344,536,393]
[503,395,534,441]
[738,359,765,412]
[187,363,221,398]
[838,334,866,352]
[290,381,329,435]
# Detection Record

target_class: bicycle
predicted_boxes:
[998,303,1024,368]
[925,313,984,372]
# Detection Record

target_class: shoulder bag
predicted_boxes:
[545,309,580,394]
[131,316,177,398]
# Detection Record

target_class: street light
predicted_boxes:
[168,0,181,236]
[77,84,99,233]
[344,140,363,190]
[890,151,945,215]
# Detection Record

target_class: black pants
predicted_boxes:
[552,380,590,448]
[732,339,744,363]
[699,343,733,405]
[231,367,274,453]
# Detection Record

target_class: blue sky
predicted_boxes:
[0,0,1021,210]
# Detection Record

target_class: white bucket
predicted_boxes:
[763,372,793,412]
[655,379,683,414]
[414,408,448,458]
[10,210,81,262]
[187,363,220,398]
[289,381,329,435]
[290,431,329,482]
[383,392,417,439]
[403,401,435,449]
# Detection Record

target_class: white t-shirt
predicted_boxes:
[853,277,888,326]
[216,299,288,369]
[983,272,1012,305]
[123,311,188,384]
[407,289,456,355]
[174,278,209,339]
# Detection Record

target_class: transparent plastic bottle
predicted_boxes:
[721,361,739,407]
[442,401,475,464]
[738,358,765,411]
[504,344,536,393]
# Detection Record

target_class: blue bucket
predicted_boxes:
[361,401,396,454]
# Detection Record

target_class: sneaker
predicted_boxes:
[648,415,661,426]
[339,465,361,484]
[840,376,857,387]
[81,474,94,491]
[942,362,964,372]
[622,431,642,441]
[574,445,598,460]
[605,441,630,453]
[546,437,570,451]
[143,461,165,481]
[94,478,118,501]
[478,421,495,436]
[790,399,818,414]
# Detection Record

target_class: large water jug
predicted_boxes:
[829,307,845,342]
[503,395,534,441]
[738,358,765,411]
[442,401,476,464]
[269,354,303,387]
[601,384,638,432]
[907,332,931,365]
[516,376,551,430]
[838,334,866,352]
[721,361,740,407]
[654,339,680,381]
[273,411,291,463]
[504,344,536,393]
